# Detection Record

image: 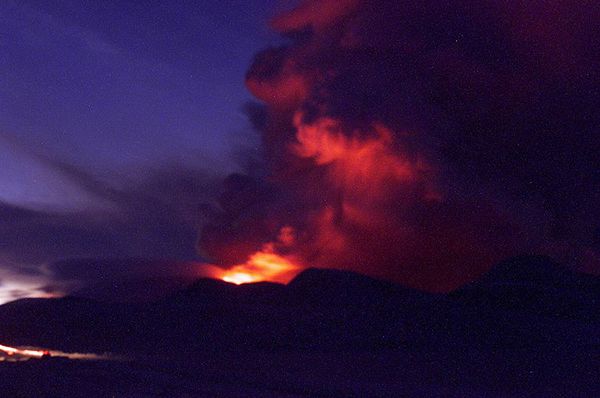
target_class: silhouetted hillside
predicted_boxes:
[165,278,286,305]
[51,257,200,303]
[0,260,598,357]
[0,297,139,353]
[451,255,600,321]
[287,267,431,307]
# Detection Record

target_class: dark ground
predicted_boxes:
[1,346,598,397]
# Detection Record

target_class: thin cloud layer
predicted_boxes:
[0,162,221,301]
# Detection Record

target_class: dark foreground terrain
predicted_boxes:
[2,346,598,397]
[1,256,599,397]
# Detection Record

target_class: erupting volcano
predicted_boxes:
[198,0,600,291]
[211,116,439,286]
[1,0,600,395]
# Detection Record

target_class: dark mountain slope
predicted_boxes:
[0,261,597,356]
[450,255,600,320]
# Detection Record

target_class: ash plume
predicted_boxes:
[199,0,600,291]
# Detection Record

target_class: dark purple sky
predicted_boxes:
[0,0,292,302]
[1,0,288,208]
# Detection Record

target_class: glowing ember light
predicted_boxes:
[0,343,45,358]
[0,343,116,362]
[222,272,257,285]
[218,226,302,285]
[220,250,301,285]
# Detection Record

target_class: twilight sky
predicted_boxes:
[0,0,290,302]
[1,0,287,207]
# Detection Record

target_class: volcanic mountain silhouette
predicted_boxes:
[50,257,200,303]
[451,255,600,321]
[0,257,598,355]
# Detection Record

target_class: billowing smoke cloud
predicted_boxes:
[199,0,600,291]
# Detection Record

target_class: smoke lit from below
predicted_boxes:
[197,0,600,290]
[220,250,301,285]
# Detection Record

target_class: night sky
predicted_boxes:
[1,0,599,303]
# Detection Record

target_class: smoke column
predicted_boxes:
[199,0,600,291]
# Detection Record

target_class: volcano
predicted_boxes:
[2,0,600,396]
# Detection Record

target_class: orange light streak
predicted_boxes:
[0,343,46,358]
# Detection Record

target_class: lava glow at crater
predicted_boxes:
[222,272,257,285]
[220,250,301,285]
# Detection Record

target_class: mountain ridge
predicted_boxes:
[0,256,598,355]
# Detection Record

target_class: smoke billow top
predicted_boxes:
[199,0,600,291]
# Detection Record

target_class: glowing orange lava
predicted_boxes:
[222,272,257,285]
[220,250,301,285]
